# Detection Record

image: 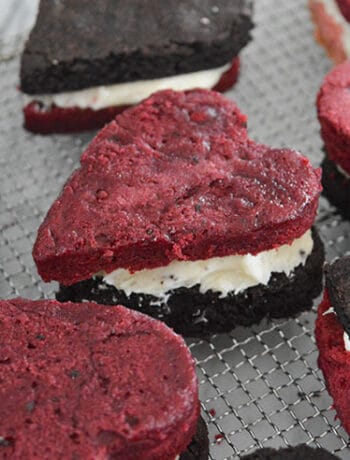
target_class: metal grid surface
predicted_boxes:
[0,0,349,458]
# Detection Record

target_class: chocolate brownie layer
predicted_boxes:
[325,256,350,337]
[321,157,350,218]
[180,417,209,460]
[57,228,324,337]
[242,445,338,459]
[0,298,202,459]
[21,0,253,94]
[33,90,322,286]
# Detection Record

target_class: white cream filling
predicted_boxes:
[336,163,350,179]
[25,64,230,111]
[322,305,350,352]
[323,306,335,315]
[316,0,350,55]
[102,230,313,302]
[344,331,350,351]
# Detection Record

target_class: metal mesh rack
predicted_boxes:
[0,0,349,458]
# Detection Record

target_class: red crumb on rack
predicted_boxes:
[215,434,224,443]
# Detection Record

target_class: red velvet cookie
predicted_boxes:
[33,89,324,336]
[34,89,321,285]
[317,60,350,216]
[316,257,350,437]
[0,298,205,459]
[317,59,350,174]
[23,103,128,135]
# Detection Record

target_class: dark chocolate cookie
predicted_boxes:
[180,417,209,460]
[21,0,253,94]
[325,255,350,337]
[321,157,350,219]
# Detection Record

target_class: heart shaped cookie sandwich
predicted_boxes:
[33,89,324,336]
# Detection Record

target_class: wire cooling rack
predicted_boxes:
[0,1,349,458]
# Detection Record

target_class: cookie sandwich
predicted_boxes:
[20,0,253,133]
[33,89,324,336]
[316,256,350,438]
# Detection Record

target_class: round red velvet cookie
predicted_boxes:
[316,291,350,436]
[0,298,200,460]
[23,59,240,134]
[317,59,350,175]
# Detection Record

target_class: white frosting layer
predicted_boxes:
[336,163,350,179]
[344,331,350,351]
[322,306,350,352]
[25,64,230,110]
[102,230,313,301]
[316,0,350,55]
[323,306,335,315]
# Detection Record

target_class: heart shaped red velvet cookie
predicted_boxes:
[34,89,324,336]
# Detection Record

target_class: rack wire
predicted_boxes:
[0,1,349,458]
